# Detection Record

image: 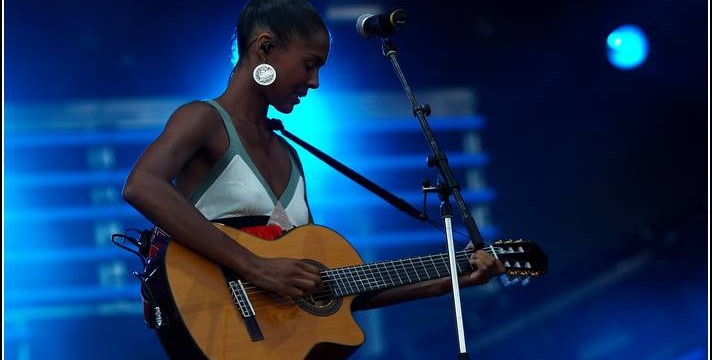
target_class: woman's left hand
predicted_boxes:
[459,243,506,287]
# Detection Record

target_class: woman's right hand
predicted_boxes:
[245,256,323,299]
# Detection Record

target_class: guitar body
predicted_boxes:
[150,224,366,360]
[142,223,548,359]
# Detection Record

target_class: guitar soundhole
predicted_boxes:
[296,259,342,317]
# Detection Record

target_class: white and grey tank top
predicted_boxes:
[189,99,310,230]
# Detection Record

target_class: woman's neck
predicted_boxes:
[217,68,272,138]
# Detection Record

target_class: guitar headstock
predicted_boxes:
[490,239,548,286]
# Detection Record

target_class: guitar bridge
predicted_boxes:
[228,279,264,342]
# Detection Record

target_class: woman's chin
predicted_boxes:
[273,104,296,114]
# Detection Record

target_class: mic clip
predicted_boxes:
[414,104,431,117]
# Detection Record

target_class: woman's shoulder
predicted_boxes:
[170,100,220,122]
[159,100,224,141]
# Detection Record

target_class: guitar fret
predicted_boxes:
[397,261,406,285]
[364,265,382,290]
[356,266,369,292]
[458,251,473,273]
[346,266,363,295]
[450,252,462,273]
[323,270,334,297]
[438,254,451,275]
[322,270,337,297]
[344,268,356,294]
[365,266,378,290]
[398,259,412,284]
[380,262,395,287]
[406,258,418,281]
[412,257,423,280]
[333,269,350,296]
[388,261,404,285]
[367,264,378,288]
[344,268,357,293]
[423,256,432,275]
[373,265,385,289]
[429,255,441,277]
[349,268,366,292]
[409,259,422,283]
[358,265,371,291]
[344,268,357,294]
[408,258,422,282]
[373,262,388,289]
[418,257,432,280]
[333,270,346,297]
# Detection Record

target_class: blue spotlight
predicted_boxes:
[231,36,239,66]
[606,25,649,70]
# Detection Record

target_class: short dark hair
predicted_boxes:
[236,0,330,61]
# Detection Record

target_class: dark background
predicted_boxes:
[4,0,708,359]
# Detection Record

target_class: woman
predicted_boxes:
[123,0,502,328]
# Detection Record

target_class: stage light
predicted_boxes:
[231,36,239,66]
[606,25,649,70]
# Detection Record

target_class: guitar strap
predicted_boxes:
[266,118,425,223]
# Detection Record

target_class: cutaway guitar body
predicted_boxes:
[144,224,547,360]
[153,225,365,360]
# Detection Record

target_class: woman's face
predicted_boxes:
[264,31,330,114]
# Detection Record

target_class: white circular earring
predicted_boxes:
[253,63,276,86]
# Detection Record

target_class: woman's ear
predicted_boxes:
[254,32,274,55]
[261,41,273,54]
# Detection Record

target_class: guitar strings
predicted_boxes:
[237,245,537,308]
[239,247,500,295]
[236,249,496,303]
[239,249,481,292]
[246,245,535,307]
[241,249,502,307]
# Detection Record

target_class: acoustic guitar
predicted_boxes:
[144,224,548,359]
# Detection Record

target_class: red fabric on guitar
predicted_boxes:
[238,224,284,240]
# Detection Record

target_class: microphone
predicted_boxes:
[356,9,408,38]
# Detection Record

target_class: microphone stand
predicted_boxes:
[380,35,484,360]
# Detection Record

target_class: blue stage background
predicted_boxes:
[4,0,708,359]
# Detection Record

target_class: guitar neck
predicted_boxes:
[322,250,474,298]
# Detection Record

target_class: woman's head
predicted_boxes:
[236,0,330,64]
[234,0,331,114]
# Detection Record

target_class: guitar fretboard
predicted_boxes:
[321,250,474,297]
